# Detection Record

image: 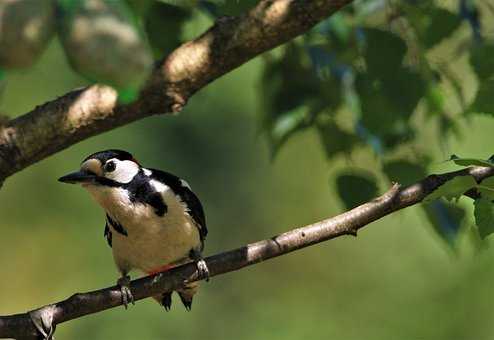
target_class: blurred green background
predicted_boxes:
[2,1,494,340]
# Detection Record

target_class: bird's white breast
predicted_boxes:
[86,181,201,274]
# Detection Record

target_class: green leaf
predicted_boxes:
[316,12,352,43]
[57,0,79,11]
[269,106,308,155]
[125,0,155,15]
[355,69,424,149]
[381,68,426,119]
[477,177,494,200]
[117,86,139,104]
[204,0,258,16]
[402,3,460,49]
[383,160,426,185]
[0,69,7,98]
[425,84,445,115]
[422,201,465,246]
[317,121,359,159]
[261,43,342,151]
[448,154,494,167]
[156,0,197,8]
[307,45,334,80]
[477,186,494,201]
[438,115,462,139]
[0,68,4,90]
[335,170,379,210]
[355,74,395,136]
[474,198,494,239]
[479,177,494,188]
[425,175,477,202]
[420,8,461,49]
[261,44,319,118]
[470,43,494,81]
[363,28,406,76]
[469,79,494,115]
[144,2,192,57]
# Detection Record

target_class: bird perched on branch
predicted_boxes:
[59,149,209,311]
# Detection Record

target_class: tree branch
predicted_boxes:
[1,165,492,339]
[0,0,352,184]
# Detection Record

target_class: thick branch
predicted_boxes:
[0,0,352,183]
[1,165,493,339]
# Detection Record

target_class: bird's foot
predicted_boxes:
[196,259,210,282]
[117,275,134,309]
[29,305,57,340]
[189,248,210,282]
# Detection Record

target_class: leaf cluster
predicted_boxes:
[259,0,494,246]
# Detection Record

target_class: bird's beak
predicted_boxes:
[58,170,97,184]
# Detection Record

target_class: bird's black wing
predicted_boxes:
[149,169,208,243]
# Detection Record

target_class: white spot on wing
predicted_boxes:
[150,179,172,194]
[151,179,189,213]
[143,168,152,176]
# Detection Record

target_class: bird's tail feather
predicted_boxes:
[152,281,199,311]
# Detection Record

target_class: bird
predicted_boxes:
[58,149,209,311]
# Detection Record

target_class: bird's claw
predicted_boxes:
[117,275,134,309]
[196,259,210,282]
[29,305,57,340]
[120,285,134,309]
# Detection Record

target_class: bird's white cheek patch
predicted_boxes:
[106,160,139,184]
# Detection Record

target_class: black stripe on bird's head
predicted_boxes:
[59,149,142,187]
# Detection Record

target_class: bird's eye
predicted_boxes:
[104,161,116,172]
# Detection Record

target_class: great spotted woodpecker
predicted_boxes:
[59,149,209,311]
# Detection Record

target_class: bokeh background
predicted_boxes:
[2,1,494,340]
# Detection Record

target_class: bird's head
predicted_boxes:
[58,149,141,188]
